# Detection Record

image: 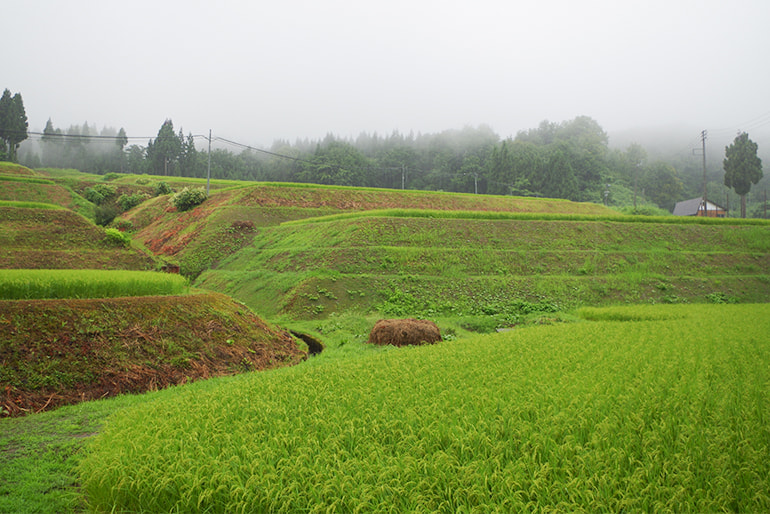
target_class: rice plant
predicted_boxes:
[0,269,188,299]
[78,303,770,512]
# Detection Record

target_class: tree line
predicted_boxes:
[5,86,766,217]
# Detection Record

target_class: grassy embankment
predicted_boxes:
[0,165,310,418]
[197,210,770,330]
[121,181,613,279]
[0,291,306,417]
[0,198,158,270]
[116,180,769,331]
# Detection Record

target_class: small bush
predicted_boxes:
[706,292,737,304]
[154,181,173,196]
[172,187,207,211]
[104,228,131,247]
[112,219,135,232]
[84,184,117,205]
[94,204,119,226]
[102,173,120,181]
[117,192,149,211]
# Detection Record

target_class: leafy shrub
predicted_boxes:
[103,228,131,247]
[112,219,135,232]
[94,204,119,226]
[172,187,207,211]
[179,253,212,281]
[706,292,737,304]
[84,184,117,205]
[102,173,120,181]
[117,192,149,211]
[135,175,150,185]
[154,181,173,196]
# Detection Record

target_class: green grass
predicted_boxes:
[284,207,770,226]
[74,303,770,512]
[0,175,55,185]
[0,201,62,209]
[0,162,36,175]
[0,206,158,270]
[198,215,770,320]
[0,269,188,299]
[0,394,153,514]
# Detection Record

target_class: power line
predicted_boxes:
[709,110,770,135]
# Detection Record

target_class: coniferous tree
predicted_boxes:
[0,89,28,161]
[724,132,763,218]
[147,120,182,175]
[41,118,64,166]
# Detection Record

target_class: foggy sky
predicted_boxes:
[6,0,770,150]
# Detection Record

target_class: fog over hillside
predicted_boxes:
[5,1,770,148]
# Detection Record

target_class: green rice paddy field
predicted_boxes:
[71,303,770,513]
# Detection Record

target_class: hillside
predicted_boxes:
[0,205,157,270]
[0,292,306,416]
[198,212,770,322]
[0,164,310,416]
[0,163,95,217]
[122,182,617,277]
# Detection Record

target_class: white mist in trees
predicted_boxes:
[641,162,684,212]
[724,132,763,218]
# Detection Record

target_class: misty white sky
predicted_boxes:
[5,0,770,149]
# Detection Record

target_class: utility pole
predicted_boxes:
[701,130,708,216]
[206,129,211,195]
[633,161,641,210]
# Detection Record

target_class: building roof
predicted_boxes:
[673,198,703,216]
[673,197,728,216]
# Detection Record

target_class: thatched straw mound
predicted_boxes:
[367,318,442,347]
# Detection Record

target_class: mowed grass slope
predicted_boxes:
[122,182,615,276]
[77,303,770,513]
[0,166,309,418]
[0,162,95,217]
[198,212,770,320]
[0,205,156,270]
[0,292,307,416]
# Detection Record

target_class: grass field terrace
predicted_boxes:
[199,212,770,321]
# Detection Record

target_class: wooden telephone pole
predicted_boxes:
[701,130,707,215]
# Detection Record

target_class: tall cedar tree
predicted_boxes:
[724,132,763,218]
[147,120,182,175]
[0,89,28,161]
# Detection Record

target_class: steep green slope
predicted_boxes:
[122,182,616,277]
[0,205,156,270]
[198,213,770,322]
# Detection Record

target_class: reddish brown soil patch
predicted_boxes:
[367,318,442,347]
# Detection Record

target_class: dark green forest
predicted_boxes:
[5,87,768,217]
